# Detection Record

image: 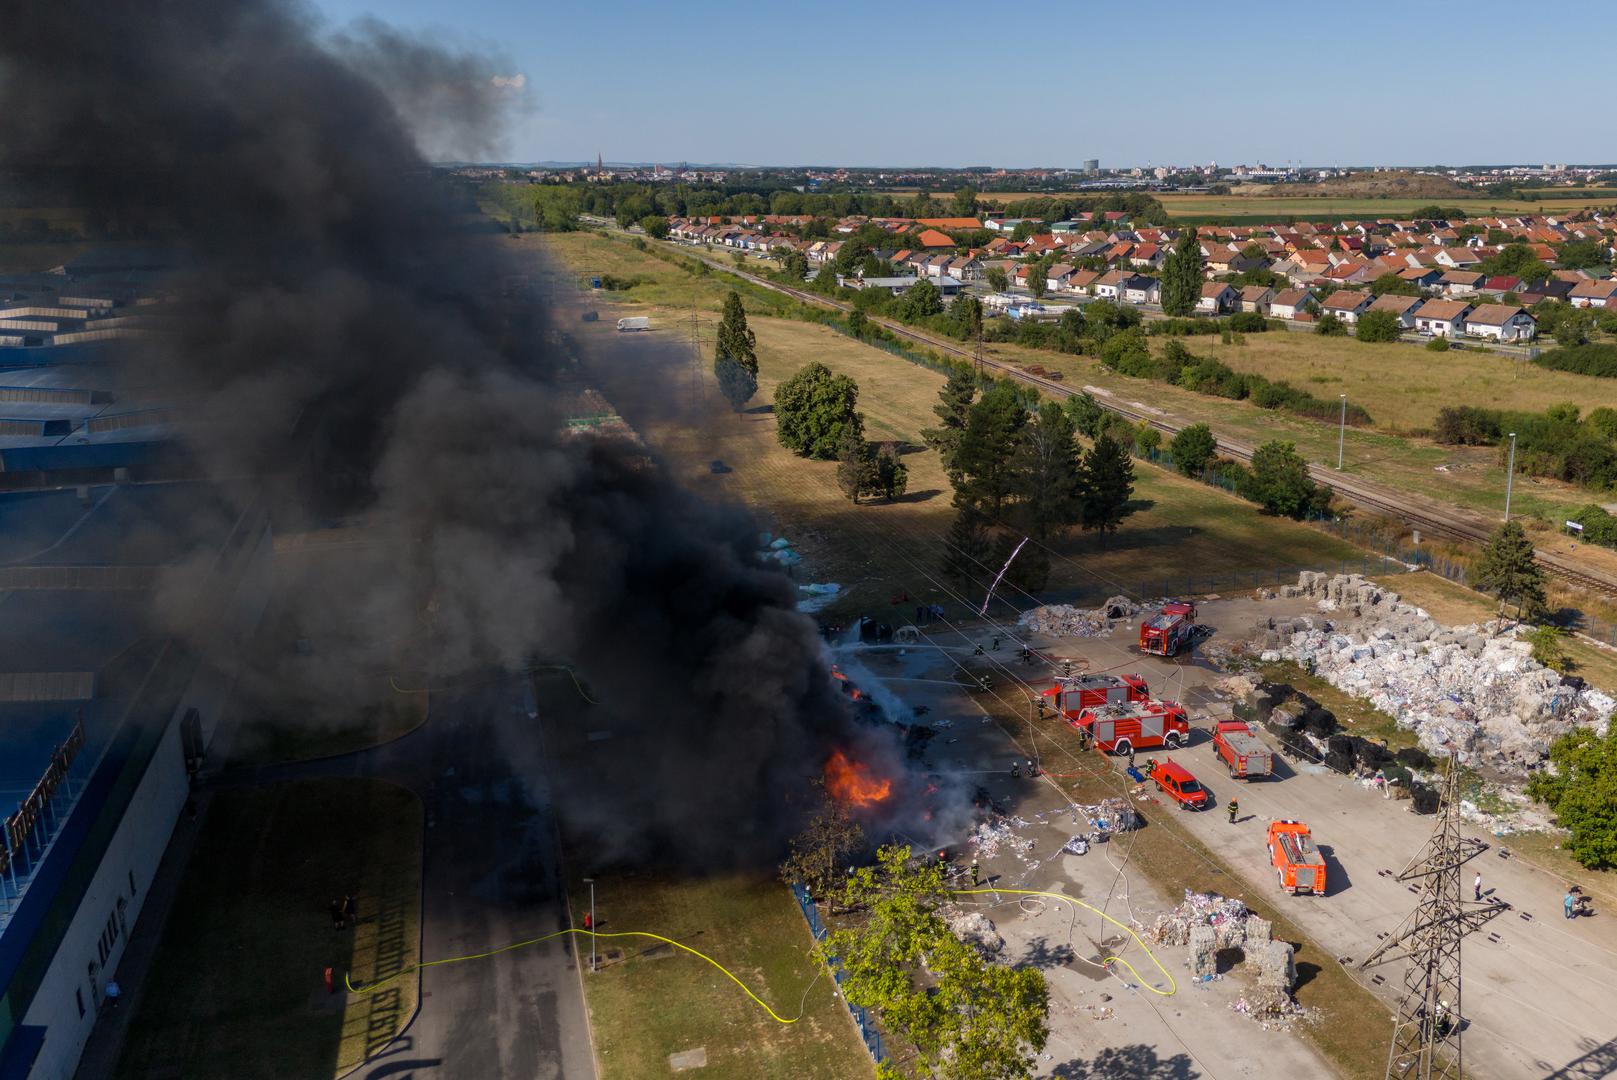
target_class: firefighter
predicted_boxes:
[1026,759,1037,778]
[1127,746,1137,770]
[970,861,980,887]
[1227,798,1239,825]
[1020,644,1033,665]
[1010,761,1021,779]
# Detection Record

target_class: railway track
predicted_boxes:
[666,241,1617,599]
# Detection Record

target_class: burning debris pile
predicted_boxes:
[1018,596,1140,638]
[1263,573,1615,776]
[824,749,894,809]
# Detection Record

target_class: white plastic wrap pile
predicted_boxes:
[945,911,1004,957]
[1267,572,1615,775]
[1017,595,1141,638]
[1148,889,1253,949]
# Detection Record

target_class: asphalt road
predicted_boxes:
[354,676,596,1080]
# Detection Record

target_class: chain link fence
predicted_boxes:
[788,882,885,1066]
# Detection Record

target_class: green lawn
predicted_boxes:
[1154,192,1617,222]
[114,779,422,1080]
[575,870,872,1080]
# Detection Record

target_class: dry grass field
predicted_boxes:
[566,287,1363,620]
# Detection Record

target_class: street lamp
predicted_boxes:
[1504,433,1517,522]
[1337,394,1347,471]
[582,878,596,973]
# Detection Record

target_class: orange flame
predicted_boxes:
[825,750,893,808]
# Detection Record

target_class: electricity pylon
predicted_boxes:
[1358,764,1506,1080]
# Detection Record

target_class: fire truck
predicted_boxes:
[1139,601,1198,657]
[1267,820,1327,895]
[1040,673,1149,721]
[1069,699,1191,756]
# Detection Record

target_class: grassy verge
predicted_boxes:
[571,868,871,1080]
[114,779,422,1080]
[971,686,1394,1080]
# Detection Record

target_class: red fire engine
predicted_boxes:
[1139,602,1198,657]
[1069,699,1191,756]
[1040,673,1149,721]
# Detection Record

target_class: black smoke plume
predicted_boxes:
[0,0,892,865]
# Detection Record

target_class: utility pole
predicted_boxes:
[975,320,985,379]
[1503,433,1517,522]
[583,877,596,973]
[1358,764,1504,1080]
[689,301,704,407]
[1338,393,1347,470]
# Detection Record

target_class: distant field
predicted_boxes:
[1155,192,1617,221]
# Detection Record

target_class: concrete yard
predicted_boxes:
[842,589,1617,1080]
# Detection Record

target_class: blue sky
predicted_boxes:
[308,0,1613,168]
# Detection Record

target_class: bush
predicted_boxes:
[1227,311,1269,332]
[1425,336,1451,353]
[1355,310,1403,343]
[1527,728,1617,869]
[1315,314,1348,336]
[1533,343,1617,378]
[1433,406,1504,445]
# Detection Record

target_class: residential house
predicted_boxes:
[1398,266,1442,290]
[1415,299,1471,336]
[1434,247,1481,269]
[913,228,956,249]
[1239,285,1275,314]
[1129,243,1163,269]
[1269,288,1317,320]
[1320,289,1373,325]
[1094,269,1129,300]
[1123,276,1160,305]
[1478,275,1522,298]
[1569,279,1617,308]
[1196,282,1239,314]
[1067,269,1102,295]
[947,255,981,282]
[1438,270,1485,297]
[1464,304,1536,342]
[1045,263,1078,292]
[1323,260,1378,286]
[1366,294,1422,328]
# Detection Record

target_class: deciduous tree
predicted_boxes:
[1169,423,1217,476]
[774,362,863,460]
[1243,440,1329,519]
[1527,726,1617,870]
[1355,309,1402,343]
[778,788,865,897]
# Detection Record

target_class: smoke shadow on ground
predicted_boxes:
[1050,1043,1199,1080]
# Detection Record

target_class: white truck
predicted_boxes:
[616,316,651,332]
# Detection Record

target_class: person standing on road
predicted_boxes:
[1227,799,1239,825]
[1565,890,1577,920]
[1474,872,1483,902]
[329,899,345,930]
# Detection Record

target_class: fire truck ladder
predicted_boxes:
[1357,764,1505,1080]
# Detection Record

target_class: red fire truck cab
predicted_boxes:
[1041,673,1149,720]
[1069,699,1191,756]
[1139,602,1198,657]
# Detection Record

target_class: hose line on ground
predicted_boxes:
[346,926,812,1023]
[952,888,1177,996]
